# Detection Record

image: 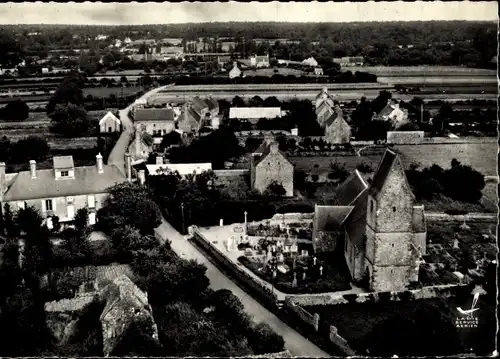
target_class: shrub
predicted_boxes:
[343,293,358,303]
[399,291,414,302]
[247,323,285,354]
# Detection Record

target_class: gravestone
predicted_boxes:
[319,265,324,276]
[292,272,297,288]
[453,237,460,249]
[277,252,284,263]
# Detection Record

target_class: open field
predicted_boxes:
[289,141,497,177]
[379,77,498,85]
[243,67,308,77]
[345,66,497,77]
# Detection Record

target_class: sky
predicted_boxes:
[0,1,497,25]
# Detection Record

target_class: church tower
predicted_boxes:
[364,149,417,292]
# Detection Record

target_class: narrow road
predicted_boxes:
[107,84,175,174]
[154,218,330,358]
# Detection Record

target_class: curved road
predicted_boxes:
[154,218,330,357]
[108,85,330,357]
[107,84,175,174]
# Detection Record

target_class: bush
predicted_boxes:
[247,323,285,354]
[398,291,414,302]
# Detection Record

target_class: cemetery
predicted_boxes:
[419,221,497,287]
[232,219,351,294]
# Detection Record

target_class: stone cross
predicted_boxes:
[453,237,459,249]
[302,271,307,281]
[292,272,297,288]
[313,256,317,266]
[319,265,323,276]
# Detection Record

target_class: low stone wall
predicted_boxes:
[425,212,498,224]
[245,350,292,358]
[329,325,356,356]
[283,297,355,355]
[286,283,462,307]
[283,298,319,331]
[190,227,280,308]
[214,169,250,177]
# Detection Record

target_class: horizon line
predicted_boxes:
[2,19,497,26]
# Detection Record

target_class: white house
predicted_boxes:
[146,163,212,177]
[229,62,242,79]
[302,57,318,67]
[99,111,122,133]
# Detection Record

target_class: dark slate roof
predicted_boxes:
[191,96,209,114]
[413,205,426,233]
[343,189,369,246]
[53,156,74,170]
[135,108,175,122]
[3,164,126,201]
[205,97,219,111]
[252,141,291,168]
[368,149,414,200]
[333,169,368,206]
[325,106,344,127]
[376,101,398,118]
[315,205,354,232]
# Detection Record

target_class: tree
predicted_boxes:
[50,103,91,137]
[10,136,49,163]
[263,181,286,197]
[46,72,85,115]
[160,131,182,151]
[356,120,391,142]
[249,96,264,107]
[111,225,157,258]
[15,206,43,235]
[98,182,162,235]
[263,96,281,108]
[231,96,246,107]
[396,122,420,131]
[1,99,29,122]
[247,323,285,355]
[442,159,485,202]
[74,207,89,232]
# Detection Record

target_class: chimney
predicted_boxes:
[0,162,5,199]
[96,153,104,173]
[138,170,146,185]
[125,153,132,182]
[233,61,237,67]
[270,141,279,154]
[156,155,164,165]
[29,160,37,179]
[264,133,275,146]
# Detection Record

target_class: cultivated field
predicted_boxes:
[289,141,498,177]
[243,67,307,77]
[345,66,497,77]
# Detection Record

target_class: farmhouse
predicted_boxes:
[0,155,128,228]
[99,111,121,133]
[251,135,294,197]
[250,54,270,68]
[133,108,175,136]
[312,149,427,292]
[314,67,324,76]
[229,107,283,124]
[229,62,242,79]
[372,100,409,127]
[324,106,351,144]
[333,56,364,67]
[315,87,336,109]
[302,57,318,67]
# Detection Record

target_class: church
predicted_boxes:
[313,149,427,292]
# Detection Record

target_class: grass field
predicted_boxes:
[289,142,497,177]
[243,67,306,77]
[345,66,497,77]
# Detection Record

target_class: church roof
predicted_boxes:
[343,189,369,246]
[368,149,415,200]
[332,169,368,206]
[314,205,354,232]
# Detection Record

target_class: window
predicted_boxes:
[370,201,374,213]
[61,171,69,177]
[88,195,95,208]
[108,126,112,132]
[17,201,25,210]
[392,206,396,212]
[45,199,53,211]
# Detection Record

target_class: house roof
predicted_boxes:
[343,189,369,246]
[191,96,209,114]
[368,149,414,200]
[99,111,121,126]
[325,106,343,127]
[254,55,269,62]
[3,163,126,201]
[377,101,399,118]
[413,205,426,233]
[229,107,282,120]
[205,97,219,111]
[332,169,368,206]
[100,275,148,322]
[252,141,291,168]
[315,101,334,116]
[315,205,354,232]
[53,156,74,170]
[135,108,175,122]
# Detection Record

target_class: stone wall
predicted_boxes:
[190,227,281,308]
[245,350,293,358]
[286,283,462,307]
[283,298,319,331]
[422,136,497,144]
[328,325,356,356]
[387,131,425,144]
